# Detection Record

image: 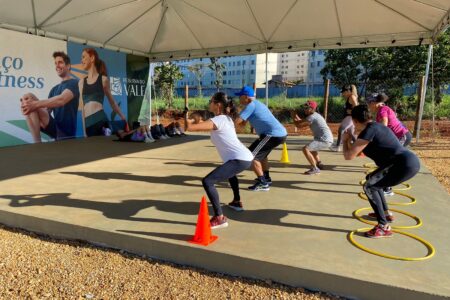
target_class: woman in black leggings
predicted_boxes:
[342,105,420,238]
[186,92,253,229]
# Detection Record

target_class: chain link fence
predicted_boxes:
[168,80,449,139]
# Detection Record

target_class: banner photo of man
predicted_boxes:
[68,42,128,136]
[0,29,79,147]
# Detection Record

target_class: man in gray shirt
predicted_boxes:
[293,100,333,175]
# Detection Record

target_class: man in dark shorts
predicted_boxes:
[234,86,287,191]
[21,51,80,143]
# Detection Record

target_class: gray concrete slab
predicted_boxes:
[0,134,449,300]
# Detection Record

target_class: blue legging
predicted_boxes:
[363,151,420,225]
[202,159,252,216]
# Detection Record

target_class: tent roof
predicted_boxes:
[1,0,449,61]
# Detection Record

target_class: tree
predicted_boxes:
[188,63,206,98]
[153,63,183,108]
[208,57,226,91]
[321,30,450,106]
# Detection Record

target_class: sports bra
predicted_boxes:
[82,74,104,105]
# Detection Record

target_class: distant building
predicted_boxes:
[277,51,309,83]
[307,50,326,84]
[173,50,326,89]
[174,54,278,89]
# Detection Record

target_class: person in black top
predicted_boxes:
[79,48,127,136]
[342,105,420,238]
[333,84,359,151]
[21,51,80,143]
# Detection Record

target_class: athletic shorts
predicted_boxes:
[40,117,57,138]
[249,135,286,161]
[306,140,332,151]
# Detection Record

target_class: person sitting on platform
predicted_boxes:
[116,126,154,143]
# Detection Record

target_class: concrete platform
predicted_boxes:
[0,134,449,300]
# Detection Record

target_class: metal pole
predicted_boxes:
[265,51,269,106]
[149,64,153,127]
[416,44,433,143]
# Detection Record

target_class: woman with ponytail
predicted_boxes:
[79,48,127,136]
[333,84,359,151]
[186,92,253,229]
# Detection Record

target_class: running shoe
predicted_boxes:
[365,224,393,238]
[384,187,395,196]
[248,180,270,191]
[210,216,228,229]
[304,167,320,175]
[228,201,244,212]
[253,177,272,186]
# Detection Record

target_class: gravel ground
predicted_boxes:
[0,137,447,300]
[411,138,450,194]
[0,226,338,300]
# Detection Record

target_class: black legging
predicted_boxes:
[202,159,252,216]
[363,151,420,225]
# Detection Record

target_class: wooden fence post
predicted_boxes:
[184,85,189,131]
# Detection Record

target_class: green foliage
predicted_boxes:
[154,63,183,108]
[321,30,450,108]
[149,95,449,122]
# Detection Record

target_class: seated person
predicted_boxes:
[116,126,154,143]
[151,123,170,140]
[165,121,186,137]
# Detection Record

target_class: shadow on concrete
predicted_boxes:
[62,171,360,195]
[0,193,352,234]
[0,135,208,181]
[0,193,194,226]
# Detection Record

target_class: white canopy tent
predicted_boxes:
[1,0,449,137]
[0,0,449,61]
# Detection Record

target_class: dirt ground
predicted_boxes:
[0,124,448,299]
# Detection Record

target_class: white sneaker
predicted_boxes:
[144,137,155,143]
[330,145,342,152]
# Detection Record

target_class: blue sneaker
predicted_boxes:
[254,177,272,186]
[248,180,270,191]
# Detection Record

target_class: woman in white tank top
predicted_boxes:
[186,92,253,229]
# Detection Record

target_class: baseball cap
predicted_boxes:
[366,93,388,103]
[366,93,378,103]
[304,100,318,110]
[235,86,255,97]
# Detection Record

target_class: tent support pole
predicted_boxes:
[149,64,153,128]
[265,51,269,106]
[416,44,433,143]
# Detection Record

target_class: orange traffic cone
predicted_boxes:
[124,123,130,132]
[280,143,291,164]
[188,196,218,246]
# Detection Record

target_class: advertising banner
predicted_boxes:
[0,30,149,148]
[67,42,128,134]
[126,55,149,128]
[0,29,67,147]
